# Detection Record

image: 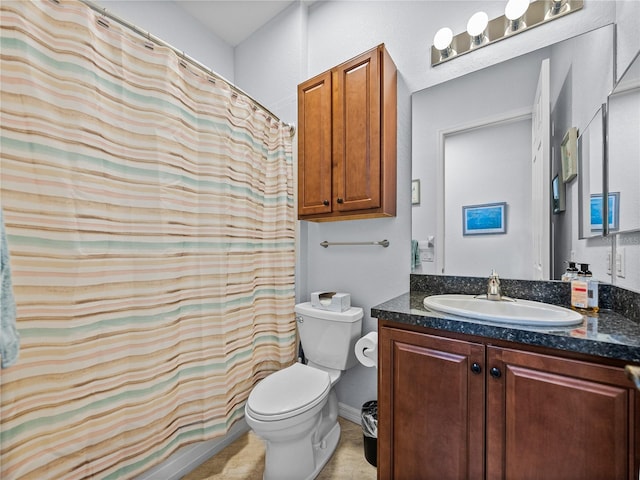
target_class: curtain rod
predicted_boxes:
[77,0,295,137]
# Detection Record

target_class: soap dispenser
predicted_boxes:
[571,263,599,311]
[570,265,589,310]
[581,263,599,312]
[561,261,579,282]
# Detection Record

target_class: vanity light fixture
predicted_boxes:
[431,0,583,67]
[467,11,489,48]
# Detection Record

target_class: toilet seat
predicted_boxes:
[247,363,331,421]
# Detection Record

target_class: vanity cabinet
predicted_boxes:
[378,323,638,480]
[297,44,397,221]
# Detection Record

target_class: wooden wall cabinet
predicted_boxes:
[379,324,639,480]
[297,44,397,221]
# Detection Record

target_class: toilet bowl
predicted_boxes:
[245,362,340,480]
[245,302,363,480]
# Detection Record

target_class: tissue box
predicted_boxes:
[310,291,351,312]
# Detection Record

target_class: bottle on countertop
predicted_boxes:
[561,261,579,282]
[570,263,599,311]
[581,263,599,312]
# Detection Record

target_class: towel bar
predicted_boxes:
[320,239,390,248]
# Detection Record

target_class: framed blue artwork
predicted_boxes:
[552,174,565,213]
[590,192,619,232]
[462,202,507,235]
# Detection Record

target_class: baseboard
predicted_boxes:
[338,402,362,424]
[134,418,249,480]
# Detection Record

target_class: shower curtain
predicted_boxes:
[0,1,296,478]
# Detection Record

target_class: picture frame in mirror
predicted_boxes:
[412,179,421,205]
[561,127,578,183]
[462,202,507,235]
[590,192,620,232]
[552,175,565,213]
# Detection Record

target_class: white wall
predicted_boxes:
[608,89,640,234]
[234,2,306,124]
[616,0,640,81]
[617,232,640,292]
[97,0,235,82]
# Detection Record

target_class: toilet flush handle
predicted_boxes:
[296,315,304,324]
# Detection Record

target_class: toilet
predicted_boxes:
[244,301,363,480]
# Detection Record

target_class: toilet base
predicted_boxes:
[307,421,340,480]
[262,420,340,480]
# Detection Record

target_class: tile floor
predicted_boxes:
[181,416,377,480]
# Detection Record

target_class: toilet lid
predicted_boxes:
[247,363,331,421]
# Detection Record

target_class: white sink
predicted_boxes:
[423,294,584,327]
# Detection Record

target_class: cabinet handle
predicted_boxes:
[471,363,482,374]
[490,367,502,378]
[323,200,330,206]
[337,197,344,204]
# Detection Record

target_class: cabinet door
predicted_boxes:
[332,47,381,212]
[379,326,485,480]
[486,346,636,480]
[298,71,333,216]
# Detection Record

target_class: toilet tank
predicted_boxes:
[294,302,363,371]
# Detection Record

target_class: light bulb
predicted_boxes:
[433,27,453,51]
[505,0,529,34]
[466,11,488,37]
[505,0,529,21]
[467,11,489,47]
[433,27,456,61]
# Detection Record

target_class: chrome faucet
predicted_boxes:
[487,269,502,301]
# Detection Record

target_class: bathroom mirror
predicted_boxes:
[412,25,615,280]
[607,51,640,234]
[577,106,605,239]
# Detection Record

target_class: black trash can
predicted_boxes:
[361,400,378,467]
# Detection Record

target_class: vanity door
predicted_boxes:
[378,326,485,479]
[486,346,637,480]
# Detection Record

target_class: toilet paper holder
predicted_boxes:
[355,332,378,369]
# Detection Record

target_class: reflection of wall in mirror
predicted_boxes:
[588,110,604,211]
[608,88,640,233]
[549,27,613,279]
[444,120,531,279]
[576,107,604,240]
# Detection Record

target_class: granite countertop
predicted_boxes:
[372,291,640,364]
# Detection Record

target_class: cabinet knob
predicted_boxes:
[337,197,344,204]
[323,200,330,206]
[471,363,482,374]
[490,367,502,378]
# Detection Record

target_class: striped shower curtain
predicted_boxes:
[0,1,296,478]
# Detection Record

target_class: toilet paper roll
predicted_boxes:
[355,332,378,368]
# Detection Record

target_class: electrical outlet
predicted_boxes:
[616,248,626,278]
